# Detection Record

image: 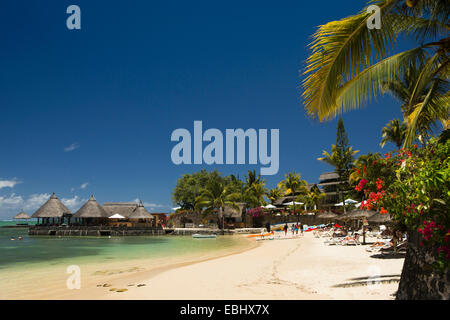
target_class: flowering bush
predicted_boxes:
[352,138,450,269]
[248,206,265,218]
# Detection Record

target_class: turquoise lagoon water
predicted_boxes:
[0,221,251,272]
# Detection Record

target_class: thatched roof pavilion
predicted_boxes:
[73,196,109,218]
[14,211,31,220]
[31,193,72,218]
[222,203,245,218]
[103,202,138,217]
[128,201,153,219]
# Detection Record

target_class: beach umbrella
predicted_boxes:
[172,206,181,211]
[343,209,377,244]
[368,211,393,224]
[109,213,126,219]
[265,204,276,209]
[283,201,304,206]
[317,211,339,221]
[346,209,377,219]
[335,199,359,206]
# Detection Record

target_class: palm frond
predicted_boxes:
[302,0,402,121]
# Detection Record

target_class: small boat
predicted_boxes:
[192,234,216,239]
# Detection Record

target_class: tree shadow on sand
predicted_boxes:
[370,253,406,259]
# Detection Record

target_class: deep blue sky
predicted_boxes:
[0,0,406,218]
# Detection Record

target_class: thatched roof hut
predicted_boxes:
[368,211,393,224]
[31,193,72,218]
[73,196,109,218]
[103,202,138,217]
[128,201,153,219]
[14,211,31,220]
[222,203,245,218]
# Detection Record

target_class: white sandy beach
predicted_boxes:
[50,232,405,300]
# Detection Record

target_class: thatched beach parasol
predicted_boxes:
[368,211,393,224]
[345,209,377,220]
[317,211,340,222]
[342,209,377,244]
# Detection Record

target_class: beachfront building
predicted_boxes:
[126,201,154,227]
[103,201,155,227]
[317,172,343,209]
[31,193,72,225]
[28,194,165,236]
[150,213,167,227]
[72,195,110,226]
[273,184,320,209]
[222,203,246,228]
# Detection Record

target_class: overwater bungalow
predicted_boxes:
[28,195,165,236]
[31,193,72,225]
[103,201,155,227]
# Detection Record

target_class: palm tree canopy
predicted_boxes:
[380,118,408,148]
[278,172,308,196]
[302,0,449,124]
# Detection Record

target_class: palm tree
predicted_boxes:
[302,0,449,146]
[299,188,324,211]
[242,170,267,208]
[381,60,449,147]
[318,144,359,213]
[278,172,308,215]
[380,119,408,149]
[266,188,283,205]
[195,180,240,233]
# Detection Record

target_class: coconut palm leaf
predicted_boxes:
[302,0,403,120]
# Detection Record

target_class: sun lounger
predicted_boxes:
[380,242,407,254]
[324,236,345,245]
[341,237,361,246]
[366,241,390,252]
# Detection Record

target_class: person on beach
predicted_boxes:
[265,221,271,233]
[300,224,304,235]
[283,223,288,236]
[295,223,299,235]
[291,224,295,235]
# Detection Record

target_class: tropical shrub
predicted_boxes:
[352,138,450,269]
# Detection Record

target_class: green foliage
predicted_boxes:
[352,138,450,269]
[171,170,229,210]
[277,172,308,196]
[380,119,408,149]
[302,0,449,145]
